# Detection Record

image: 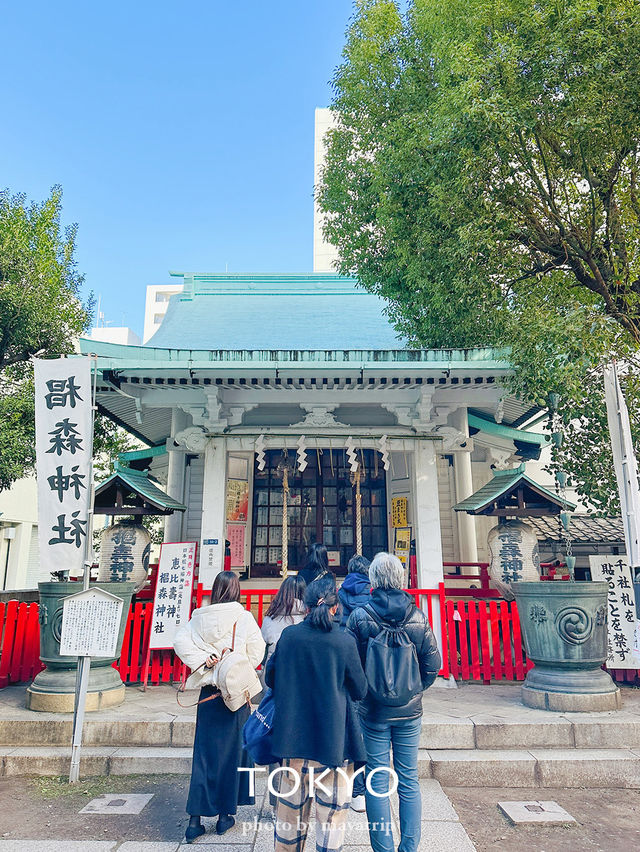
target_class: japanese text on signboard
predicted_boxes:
[590,556,640,669]
[391,497,408,528]
[149,542,196,650]
[34,358,92,577]
[60,589,123,657]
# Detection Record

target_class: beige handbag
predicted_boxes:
[215,622,262,711]
[176,622,261,711]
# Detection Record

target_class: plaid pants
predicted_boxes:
[274,758,353,852]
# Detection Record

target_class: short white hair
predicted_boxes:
[370,552,404,590]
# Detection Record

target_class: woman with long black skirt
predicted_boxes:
[174,571,265,843]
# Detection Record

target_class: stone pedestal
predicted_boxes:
[26,581,135,713]
[513,581,620,713]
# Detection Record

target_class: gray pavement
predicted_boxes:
[0,777,475,851]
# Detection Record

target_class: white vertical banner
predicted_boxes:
[34,357,92,578]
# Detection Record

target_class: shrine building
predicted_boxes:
[79,271,547,589]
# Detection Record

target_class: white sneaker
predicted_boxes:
[350,795,366,812]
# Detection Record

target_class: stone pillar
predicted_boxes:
[3,523,32,589]
[413,438,445,658]
[413,439,444,589]
[164,409,187,542]
[199,437,227,586]
[452,408,479,567]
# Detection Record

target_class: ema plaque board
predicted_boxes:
[60,587,124,657]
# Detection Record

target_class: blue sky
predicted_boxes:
[1,2,356,336]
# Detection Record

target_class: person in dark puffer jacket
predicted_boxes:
[337,554,371,811]
[338,554,371,628]
[346,552,441,852]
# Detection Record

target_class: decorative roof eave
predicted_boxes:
[94,463,186,516]
[468,413,548,447]
[78,338,513,372]
[453,464,576,516]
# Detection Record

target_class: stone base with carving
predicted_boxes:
[521,666,621,712]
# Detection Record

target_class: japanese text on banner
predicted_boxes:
[34,358,92,578]
[149,542,197,650]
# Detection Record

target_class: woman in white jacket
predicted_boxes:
[260,575,307,680]
[174,571,265,843]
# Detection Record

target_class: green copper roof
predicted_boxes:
[119,445,168,462]
[147,272,405,350]
[468,413,549,446]
[94,462,185,514]
[78,337,512,371]
[453,465,576,515]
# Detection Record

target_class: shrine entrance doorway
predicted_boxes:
[250,448,388,578]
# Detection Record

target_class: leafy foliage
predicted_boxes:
[318,0,640,512]
[0,187,134,490]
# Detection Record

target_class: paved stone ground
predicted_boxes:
[446,785,640,851]
[2,680,639,730]
[0,774,474,851]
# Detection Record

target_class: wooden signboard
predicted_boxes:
[590,555,640,669]
[60,588,123,658]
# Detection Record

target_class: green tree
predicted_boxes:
[318,0,640,512]
[0,187,135,489]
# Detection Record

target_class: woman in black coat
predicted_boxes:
[265,576,367,852]
[296,542,331,586]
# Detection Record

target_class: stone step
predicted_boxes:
[0,718,195,749]
[420,747,640,788]
[3,714,640,751]
[419,714,640,750]
[2,745,640,787]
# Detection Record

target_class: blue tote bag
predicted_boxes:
[242,687,278,766]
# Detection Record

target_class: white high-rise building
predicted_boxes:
[143,283,184,343]
[313,107,340,273]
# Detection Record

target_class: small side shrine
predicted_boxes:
[93,463,186,590]
[453,465,574,518]
[454,465,576,597]
[94,463,187,517]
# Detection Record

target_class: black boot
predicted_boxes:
[185,816,205,843]
[216,814,235,835]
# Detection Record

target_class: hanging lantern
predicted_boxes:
[97,520,151,591]
[487,520,540,601]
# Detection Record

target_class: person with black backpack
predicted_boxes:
[346,552,441,852]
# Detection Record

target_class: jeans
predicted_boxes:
[361,715,422,852]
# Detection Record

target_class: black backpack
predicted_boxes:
[363,604,422,706]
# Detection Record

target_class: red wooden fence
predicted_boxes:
[1,587,637,688]
[0,601,44,688]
